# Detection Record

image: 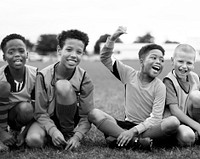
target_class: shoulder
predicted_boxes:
[40,63,57,76]
[154,78,166,89]
[25,65,38,74]
[0,64,8,72]
[76,66,92,83]
[190,71,199,80]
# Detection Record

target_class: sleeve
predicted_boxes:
[100,36,116,72]
[135,81,166,134]
[34,73,59,137]
[163,78,178,106]
[30,67,38,101]
[74,72,94,140]
[100,37,136,84]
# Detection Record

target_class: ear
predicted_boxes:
[139,58,143,64]
[57,45,62,56]
[171,57,174,65]
[26,51,29,59]
[3,54,6,61]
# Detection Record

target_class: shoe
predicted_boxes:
[106,136,153,150]
[135,137,153,150]
[195,131,200,145]
[8,128,20,139]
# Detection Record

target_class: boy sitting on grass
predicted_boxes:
[0,34,37,152]
[89,26,180,149]
[163,44,200,146]
[26,29,94,151]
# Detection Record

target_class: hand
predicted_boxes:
[52,130,67,147]
[0,141,9,152]
[1,131,16,146]
[117,129,134,147]
[16,133,25,147]
[65,135,80,151]
[110,26,127,41]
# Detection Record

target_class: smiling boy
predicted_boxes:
[89,26,180,149]
[163,44,200,146]
[26,29,94,150]
[0,34,37,151]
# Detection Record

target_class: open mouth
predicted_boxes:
[14,59,23,64]
[179,69,188,74]
[67,59,77,65]
[152,66,160,72]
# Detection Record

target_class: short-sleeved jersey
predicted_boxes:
[0,64,37,130]
[163,70,199,114]
[0,64,37,106]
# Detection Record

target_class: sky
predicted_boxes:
[1,0,200,51]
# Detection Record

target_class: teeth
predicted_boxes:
[152,66,160,71]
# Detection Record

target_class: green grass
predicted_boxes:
[0,59,200,159]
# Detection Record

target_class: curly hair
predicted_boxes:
[57,29,89,51]
[138,43,165,59]
[1,33,26,53]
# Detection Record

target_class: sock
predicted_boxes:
[56,102,77,137]
[97,118,124,138]
[0,99,9,131]
[192,108,200,123]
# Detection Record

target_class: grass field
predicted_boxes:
[0,59,200,159]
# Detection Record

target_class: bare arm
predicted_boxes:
[169,103,200,134]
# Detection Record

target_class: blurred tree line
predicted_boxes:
[26,32,179,55]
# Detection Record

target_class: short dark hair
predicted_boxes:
[57,29,89,51]
[138,44,165,59]
[1,33,26,53]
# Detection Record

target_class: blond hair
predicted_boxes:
[173,44,196,59]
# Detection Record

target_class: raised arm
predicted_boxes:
[100,26,127,72]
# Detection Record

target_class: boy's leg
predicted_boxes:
[141,116,180,142]
[8,101,34,132]
[0,81,10,131]
[88,109,152,149]
[188,90,200,123]
[88,108,124,138]
[176,124,195,146]
[26,122,46,148]
[0,82,16,149]
[55,80,78,138]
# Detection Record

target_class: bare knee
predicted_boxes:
[17,102,34,125]
[55,80,76,104]
[18,102,33,113]
[162,116,180,133]
[0,81,10,98]
[26,133,45,148]
[88,109,107,125]
[189,90,200,107]
[55,80,73,96]
[177,125,195,146]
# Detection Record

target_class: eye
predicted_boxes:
[160,58,164,63]
[178,60,184,63]
[19,49,25,53]
[187,61,193,65]
[7,50,14,55]
[77,50,83,55]
[66,48,72,52]
[150,56,156,60]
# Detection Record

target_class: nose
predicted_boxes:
[14,51,20,56]
[155,58,161,63]
[182,62,187,68]
[70,51,77,57]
